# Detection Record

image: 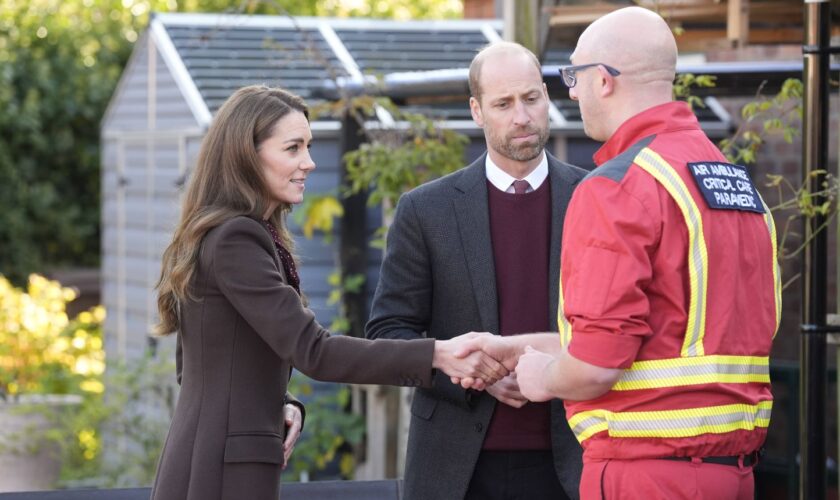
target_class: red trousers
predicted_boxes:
[580,457,755,500]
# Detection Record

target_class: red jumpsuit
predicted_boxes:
[558,102,780,499]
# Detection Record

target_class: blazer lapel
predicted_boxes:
[547,153,581,330]
[452,155,500,334]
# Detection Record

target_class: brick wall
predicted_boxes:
[463,0,496,19]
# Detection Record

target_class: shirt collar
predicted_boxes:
[484,151,548,193]
[593,101,701,166]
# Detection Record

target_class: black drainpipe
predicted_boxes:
[799,1,836,497]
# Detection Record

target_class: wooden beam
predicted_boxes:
[742,27,803,44]
[504,0,541,54]
[727,0,749,47]
[548,3,619,27]
[673,27,804,51]
[674,32,737,53]
[549,1,803,28]
[647,2,729,22]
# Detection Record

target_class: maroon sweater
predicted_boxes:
[483,179,553,451]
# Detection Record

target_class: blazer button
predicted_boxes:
[474,423,483,432]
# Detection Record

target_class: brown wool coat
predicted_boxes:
[150,216,435,500]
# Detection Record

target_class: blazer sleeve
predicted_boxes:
[211,217,436,388]
[366,194,474,409]
[366,194,431,342]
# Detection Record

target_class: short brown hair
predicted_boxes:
[468,41,542,102]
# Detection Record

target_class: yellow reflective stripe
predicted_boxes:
[634,148,709,357]
[568,400,772,442]
[557,273,572,346]
[612,355,770,390]
[757,192,782,338]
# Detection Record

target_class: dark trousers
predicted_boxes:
[465,450,570,500]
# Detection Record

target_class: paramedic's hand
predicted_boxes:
[515,346,557,402]
[487,373,528,408]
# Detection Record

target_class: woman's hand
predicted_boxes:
[433,333,509,389]
[283,403,303,470]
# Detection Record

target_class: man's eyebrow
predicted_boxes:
[492,91,517,100]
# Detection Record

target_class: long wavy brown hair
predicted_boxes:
[155,85,309,335]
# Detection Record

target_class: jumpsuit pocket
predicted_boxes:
[579,459,610,500]
[223,433,285,465]
[567,246,619,317]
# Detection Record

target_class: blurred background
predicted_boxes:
[0,1,838,498]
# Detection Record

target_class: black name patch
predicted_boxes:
[687,161,764,214]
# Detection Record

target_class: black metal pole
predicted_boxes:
[339,112,368,338]
[800,1,830,498]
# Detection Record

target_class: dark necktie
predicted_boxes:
[512,179,530,194]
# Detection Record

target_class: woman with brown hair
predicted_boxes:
[149,85,506,500]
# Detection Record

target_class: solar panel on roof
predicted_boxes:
[334,29,488,75]
[159,16,502,123]
[164,24,347,114]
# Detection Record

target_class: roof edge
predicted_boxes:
[153,12,503,31]
[100,29,151,133]
[149,15,213,128]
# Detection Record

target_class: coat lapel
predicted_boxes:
[452,155,500,334]
[252,216,288,284]
[547,153,581,330]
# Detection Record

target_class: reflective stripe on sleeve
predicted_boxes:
[612,355,770,391]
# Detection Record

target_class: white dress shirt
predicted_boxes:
[484,152,548,193]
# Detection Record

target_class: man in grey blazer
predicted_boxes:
[366,42,586,500]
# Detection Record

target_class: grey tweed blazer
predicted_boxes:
[366,153,587,500]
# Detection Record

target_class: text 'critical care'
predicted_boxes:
[688,161,765,214]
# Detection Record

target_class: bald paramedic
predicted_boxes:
[455,6,781,499]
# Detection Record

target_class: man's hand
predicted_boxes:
[515,345,558,402]
[452,333,520,370]
[447,333,521,389]
[282,403,303,470]
[486,373,529,408]
[434,333,508,389]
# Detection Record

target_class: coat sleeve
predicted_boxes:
[366,194,474,409]
[211,217,436,388]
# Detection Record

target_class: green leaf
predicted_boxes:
[765,174,784,187]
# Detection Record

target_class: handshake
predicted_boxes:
[431,332,558,404]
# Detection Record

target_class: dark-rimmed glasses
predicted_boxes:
[560,63,621,88]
